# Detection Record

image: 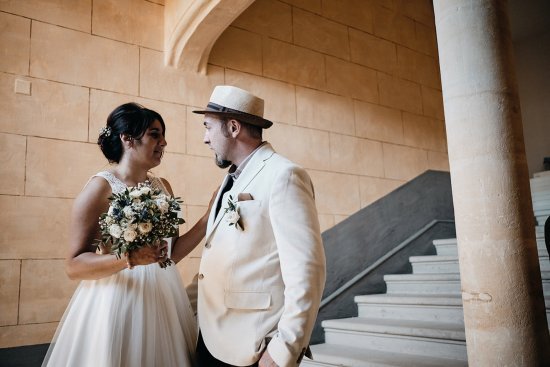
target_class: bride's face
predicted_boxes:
[131,120,167,168]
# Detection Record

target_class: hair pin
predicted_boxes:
[99,126,112,137]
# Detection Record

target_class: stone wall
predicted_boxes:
[0,0,447,347]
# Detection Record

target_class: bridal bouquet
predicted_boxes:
[97,181,184,268]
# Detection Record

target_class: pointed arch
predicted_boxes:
[164,0,254,74]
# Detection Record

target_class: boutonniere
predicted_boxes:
[224,195,244,230]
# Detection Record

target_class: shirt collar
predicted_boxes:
[228,141,267,181]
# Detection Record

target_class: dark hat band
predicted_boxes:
[194,102,273,128]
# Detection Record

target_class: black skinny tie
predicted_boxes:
[215,175,234,217]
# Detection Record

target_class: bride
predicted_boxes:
[42,103,211,367]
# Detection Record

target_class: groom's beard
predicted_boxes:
[215,154,232,168]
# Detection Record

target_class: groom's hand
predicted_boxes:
[258,350,278,367]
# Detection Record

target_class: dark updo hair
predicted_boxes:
[97,102,166,163]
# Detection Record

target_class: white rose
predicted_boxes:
[105,216,114,225]
[139,187,151,196]
[108,205,116,216]
[129,190,142,199]
[138,222,153,234]
[123,206,134,218]
[109,224,123,238]
[123,229,137,242]
[156,199,170,214]
[225,210,240,225]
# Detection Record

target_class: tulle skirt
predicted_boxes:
[42,263,197,367]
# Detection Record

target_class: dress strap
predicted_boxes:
[91,171,127,194]
[148,175,170,195]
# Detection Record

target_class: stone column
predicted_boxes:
[433,0,550,365]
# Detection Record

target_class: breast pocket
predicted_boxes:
[236,200,262,230]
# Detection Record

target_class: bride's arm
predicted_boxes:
[65,177,166,280]
[161,178,217,264]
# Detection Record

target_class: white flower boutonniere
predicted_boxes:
[224,195,244,230]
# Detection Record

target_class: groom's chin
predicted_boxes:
[215,158,232,169]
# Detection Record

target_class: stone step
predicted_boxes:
[355,294,464,325]
[533,199,550,211]
[303,344,468,367]
[385,274,461,294]
[410,255,460,274]
[536,215,549,227]
[536,226,544,238]
[433,238,458,256]
[543,273,550,294]
[322,318,466,361]
[530,176,550,190]
[533,171,550,178]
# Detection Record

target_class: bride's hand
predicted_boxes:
[126,240,168,267]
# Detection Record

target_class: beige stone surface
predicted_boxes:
[0,196,72,259]
[296,87,355,135]
[373,4,416,49]
[0,12,30,75]
[26,137,107,198]
[397,46,441,89]
[349,28,397,74]
[225,69,297,125]
[415,21,438,57]
[378,72,422,114]
[321,0,374,34]
[359,176,404,207]
[403,112,446,152]
[89,89,187,154]
[0,260,20,326]
[427,150,449,171]
[382,143,428,181]
[263,38,325,90]
[186,107,211,157]
[19,260,78,324]
[0,0,91,32]
[140,48,224,106]
[0,73,89,141]
[0,133,25,195]
[153,153,224,207]
[326,56,378,103]
[329,134,384,177]
[266,123,330,171]
[0,322,58,348]
[293,8,350,60]
[30,22,139,94]
[317,214,335,232]
[307,169,360,215]
[354,100,404,144]
[233,0,292,42]
[334,215,348,225]
[92,0,163,50]
[397,0,434,28]
[210,27,262,75]
[281,0,321,14]
[421,85,444,120]
[177,256,200,287]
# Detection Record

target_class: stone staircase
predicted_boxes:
[302,171,550,367]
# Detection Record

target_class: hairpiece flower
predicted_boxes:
[99,126,112,137]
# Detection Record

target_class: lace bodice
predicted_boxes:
[94,171,169,195]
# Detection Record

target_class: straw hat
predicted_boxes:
[193,85,273,129]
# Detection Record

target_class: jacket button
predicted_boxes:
[198,273,204,280]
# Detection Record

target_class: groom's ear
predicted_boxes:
[228,119,240,138]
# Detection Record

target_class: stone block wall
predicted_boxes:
[0,0,448,347]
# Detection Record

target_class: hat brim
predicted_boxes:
[193,109,273,129]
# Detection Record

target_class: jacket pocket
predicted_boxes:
[224,291,271,310]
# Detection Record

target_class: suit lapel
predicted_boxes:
[205,144,275,242]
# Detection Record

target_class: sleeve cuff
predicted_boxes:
[267,337,296,367]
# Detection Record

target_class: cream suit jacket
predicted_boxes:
[198,143,326,367]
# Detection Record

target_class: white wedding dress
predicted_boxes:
[42,171,197,367]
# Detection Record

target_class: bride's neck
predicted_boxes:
[112,160,149,186]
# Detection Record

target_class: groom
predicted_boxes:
[193,85,326,367]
